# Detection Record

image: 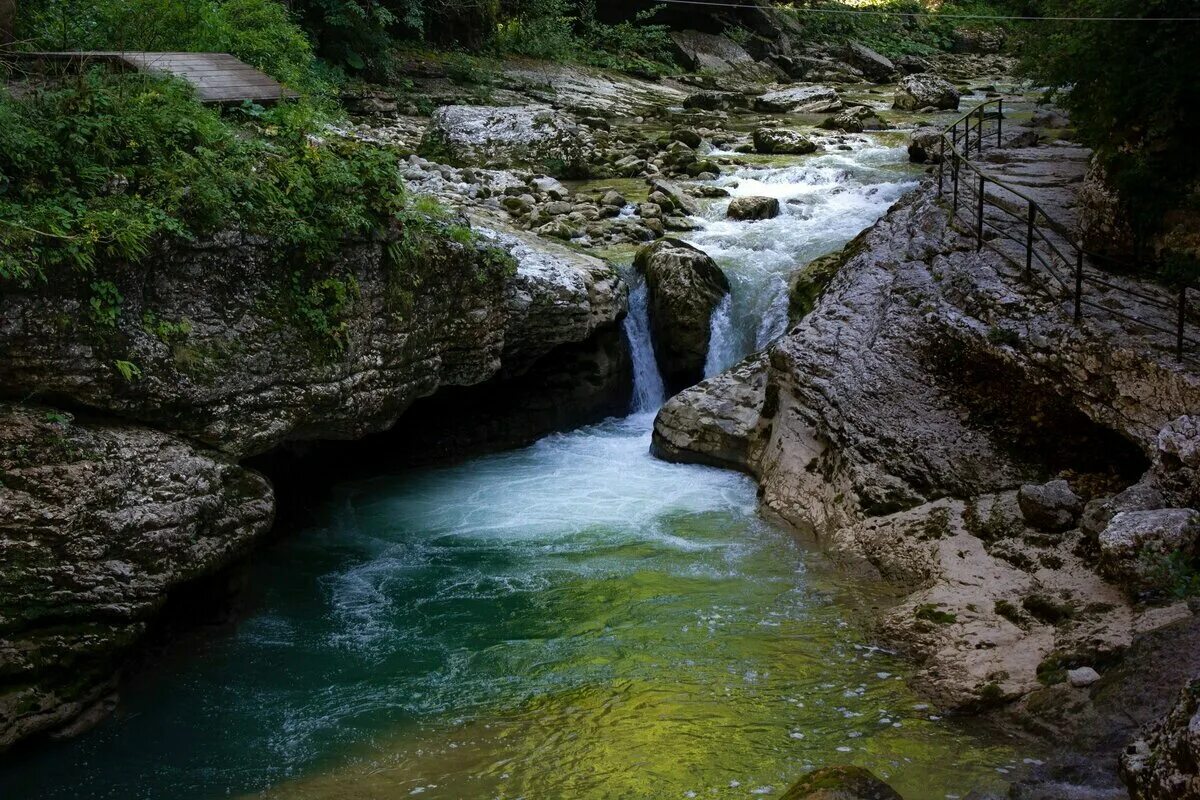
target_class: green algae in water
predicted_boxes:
[0,416,1021,800]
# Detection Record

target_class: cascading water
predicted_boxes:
[623,270,667,413]
[0,132,1022,800]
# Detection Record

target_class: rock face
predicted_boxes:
[844,41,897,83]
[727,195,781,221]
[633,238,730,394]
[753,128,818,155]
[1018,480,1084,532]
[893,74,960,111]
[421,105,592,177]
[779,765,903,800]
[1098,509,1200,590]
[0,220,627,459]
[754,85,842,113]
[0,403,274,749]
[651,180,1200,708]
[1120,677,1200,799]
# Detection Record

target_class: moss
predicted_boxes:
[918,506,953,540]
[915,604,957,624]
[788,250,844,323]
[1022,593,1075,625]
[994,599,1025,627]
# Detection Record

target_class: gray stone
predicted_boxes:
[754,85,843,114]
[669,30,755,73]
[844,41,897,83]
[1080,481,1165,537]
[1018,480,1083,531]
[1066,667,1102,687]
[896,54,930,74]
[671,127,703,148]
[634,238,730,394]
[650,178,700,216]
[421,105,592,177]
[600,190,627,208]
[820,106,885,134]
[753,128,818,155]
[727,195,781,221]
[908,126,945,164]
[1098,509,1200,587]
[893,74,960,112]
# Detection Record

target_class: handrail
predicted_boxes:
[934,99,1196,363]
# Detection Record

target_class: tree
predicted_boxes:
[1,0,16,45]
[1020,0,1200,255]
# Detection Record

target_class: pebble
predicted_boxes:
[1067,666,1101,687]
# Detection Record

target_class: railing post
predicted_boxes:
[1179,285,1188,361]
[977,105,984,153]
[976,175,986,250]
[1074,248,1084,322]
[938,137,945,197]
[997,99,1003,147]
[1025,202,1036,278]
[952,152,959,212]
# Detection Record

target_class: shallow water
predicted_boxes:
[1,135,1025,800]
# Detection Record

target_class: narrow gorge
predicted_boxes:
[2,2,1198,799]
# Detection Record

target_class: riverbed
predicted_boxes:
[1,132,1028,800]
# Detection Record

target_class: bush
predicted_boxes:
[0,71,406,282]
[1019,0,1200,258]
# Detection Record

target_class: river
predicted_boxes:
[1,132,1025,800]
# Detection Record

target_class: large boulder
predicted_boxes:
[1017,479,1083,532]
[0,403,274,749]
[1120,678,1200,799]
[844,41,897,83]
[753,128,818,155]
[951,26,1005,54]
[893,74,960,112]
[779,765,903,800]
[670,30,755,73]
[633,238,730,394]
[907,126,945,164]
[1098,509,1200,589]
[650,177,700,216]
[754,85,842,113]
[727,195,781,221]
[421,105,592,177]
[820,106,886,133]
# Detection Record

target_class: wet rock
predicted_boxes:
[537,219,580,240]
[422,105,592,177]
[671,127,704,148]
[754,85,843,114]
[0,403,274,750]
[778,765,903,800]
[727,195,781,221]
[893,74,960,112]
[1018,480,1083,532]
[683,90,748,111]
[820,106,886,134]
[601,190,627,208]
[650,178,700,215]
[1098,509,1200,589]
[614,155,648,177]
[844,41,897,83]
[685,158,722,177]
[753,128,818,155]
[907,126,945,164]
[634,238,730,394]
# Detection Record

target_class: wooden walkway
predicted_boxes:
[13,51,299,104]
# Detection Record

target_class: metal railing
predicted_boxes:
[936,99,1197,363]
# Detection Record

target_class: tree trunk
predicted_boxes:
[0,0,15,45]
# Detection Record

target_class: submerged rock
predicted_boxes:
[778,765,903,799]
[893,74,960,111]
[421,105,592,177]
[0,403,274,749]
[727,195,781,221]
[633,238,730,394]
[753,128,818,155]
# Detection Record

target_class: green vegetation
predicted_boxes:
[1137,549,1200,599]
[1019,0,1200,266]
[915,604,958,624]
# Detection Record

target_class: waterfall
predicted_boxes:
[703,293,737,378]
[623,273,667,414]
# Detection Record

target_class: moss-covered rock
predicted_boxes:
[779,765,903,800]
